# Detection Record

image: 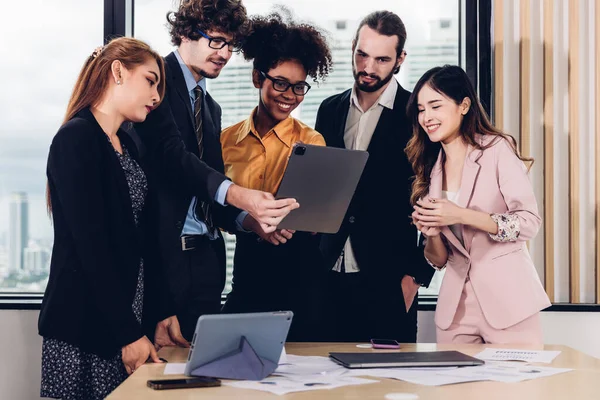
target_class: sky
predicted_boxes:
[0,0,458,241]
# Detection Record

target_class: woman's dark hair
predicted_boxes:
[241,8,333,83]
[167,0,250,47]
[405,65,533,205]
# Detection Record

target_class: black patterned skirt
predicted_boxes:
[40,261,144,400]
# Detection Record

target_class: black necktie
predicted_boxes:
[193,85,213,232]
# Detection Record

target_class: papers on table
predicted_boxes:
[224,375,378,395]
[274,354,349,377]
[433,363,572,383]
[163,363,186,375]
[345,367,483,386]
[163,354,378,395]
[343,363,571,386]
[474,348,561,364]
[162,349,571,391]
[279,346,288,364]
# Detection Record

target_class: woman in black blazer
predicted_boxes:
[39,38,187,400]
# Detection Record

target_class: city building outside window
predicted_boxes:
[0,0,103,293]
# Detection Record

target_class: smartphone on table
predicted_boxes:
[147,377,221,390]
[370,338,401,349]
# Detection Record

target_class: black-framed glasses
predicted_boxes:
[197,30,242,53]
[259,71,311,96]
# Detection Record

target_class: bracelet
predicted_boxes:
[425,256,446,270]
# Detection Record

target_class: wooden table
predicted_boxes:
[108,343,600,399]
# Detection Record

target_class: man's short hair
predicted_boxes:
[353,10,407,57]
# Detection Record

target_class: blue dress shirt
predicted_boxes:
[173,50,247,238]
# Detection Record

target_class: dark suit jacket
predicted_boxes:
[315,82,434,288]
[38,108,172,359]
[133,58,230,205]
[132,52,240,311]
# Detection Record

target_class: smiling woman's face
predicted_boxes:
[254,59,308,123]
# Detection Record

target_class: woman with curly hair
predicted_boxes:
[220,9,333,341]
[407,65,550,344]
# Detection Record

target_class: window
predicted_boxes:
[0,0,460,297]
[135,0,459,296]
[0,0,103,293]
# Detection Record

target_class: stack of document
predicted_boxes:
[162,348,572,393]
[224,375,378,395]
[225,354,377,395]
[274,354,349,377]
[474,348,561,363]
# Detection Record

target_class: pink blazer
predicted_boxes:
[429,135,551,330]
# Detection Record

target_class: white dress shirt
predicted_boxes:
[332,79,398,273]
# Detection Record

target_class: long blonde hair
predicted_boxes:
[46,37,166,213]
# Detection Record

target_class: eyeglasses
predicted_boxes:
[259,71,311,96]
[197,30,242,53]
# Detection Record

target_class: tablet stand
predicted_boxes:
[188,335,277,380]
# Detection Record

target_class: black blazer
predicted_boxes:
[132,52,240,309]
[315,82,434,287]
[38,108,172,359]
[132,56,230,205]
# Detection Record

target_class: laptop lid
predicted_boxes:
[329,351,485,369]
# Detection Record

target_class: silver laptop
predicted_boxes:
[329,351,485,369]
[275,143,369,234]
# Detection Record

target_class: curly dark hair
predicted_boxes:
[167,0,249,47]
[241,8,333,83]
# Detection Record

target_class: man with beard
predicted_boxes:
[134,0,298,341]
[315,11,435,343]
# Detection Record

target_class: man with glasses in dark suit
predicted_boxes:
[134,0,298,341]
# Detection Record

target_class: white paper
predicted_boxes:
[345,368,485,386]
[279,346,288,364]
[345,363,571,386]
[474,348,561,364]
[163,363,186,375]
[274,354,349,377]
[224,375,378,395]
[436,363,572,383]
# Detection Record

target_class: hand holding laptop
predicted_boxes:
[226,185,299,233]
[243,214,296,245]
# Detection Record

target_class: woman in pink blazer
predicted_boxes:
[406,65,551,344]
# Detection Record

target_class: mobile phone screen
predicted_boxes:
[371,339,399,346]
